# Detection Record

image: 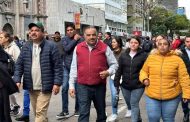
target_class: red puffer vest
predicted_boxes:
[76,41,108,85]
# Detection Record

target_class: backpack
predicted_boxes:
[143,40,152,52]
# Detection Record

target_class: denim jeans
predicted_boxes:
[121,87,144,122]
[62,67,79,113]
[109,78,117,114]
[77,83,107,122]
[23,90,30,116]
[145,95,181,122]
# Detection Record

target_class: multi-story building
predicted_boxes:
[0,0,47,39]
[127,0,143,35]
[46,0,105,35]
[71,0,128,37]
[177,7,186,15]
[159,0,178,13]
[0,0,105,38]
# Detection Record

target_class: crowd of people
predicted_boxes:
[0,21,190,122]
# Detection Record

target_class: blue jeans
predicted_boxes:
[145,95,181,122]
[77,83,107,122]
[109,78,117,114]
[23,90,30,116]
[62,67,79,113]
[121,87,144,122]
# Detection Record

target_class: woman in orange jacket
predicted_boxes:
[140,38,190,122]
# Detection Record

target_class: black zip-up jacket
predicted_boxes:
[181,48,190,75]
[114,48,147,90]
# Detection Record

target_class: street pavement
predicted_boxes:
[12,86,184,122]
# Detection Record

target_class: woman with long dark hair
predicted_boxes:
[108,36,125,121]
[114,36,147,122]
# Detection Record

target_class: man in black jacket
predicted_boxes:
[104,32,112,50]
[181,36,190,122]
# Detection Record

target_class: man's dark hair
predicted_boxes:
[84,26,97,33]
[145,36,150,40]
[105,32,111,37]
[185,36,190,41]
[54,31,60,35]
[13,36,19,41]
[98,32,103,35]
[66,23,75,30]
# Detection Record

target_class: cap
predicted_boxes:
[28,21,44,32]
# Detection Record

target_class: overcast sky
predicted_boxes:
[178,0,190,19]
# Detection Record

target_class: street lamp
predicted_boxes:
[147,16,152,33]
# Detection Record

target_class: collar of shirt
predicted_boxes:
[85,40,98,51]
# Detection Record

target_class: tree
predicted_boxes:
[150,6,190,36]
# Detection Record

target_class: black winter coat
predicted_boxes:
[114,48,147,90]
[181,48,190,75]
[0,46,18,122]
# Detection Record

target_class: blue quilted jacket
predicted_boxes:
[14,39,63,92]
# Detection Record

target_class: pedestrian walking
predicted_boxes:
[56,23,83,119]
[108,36,125,121]
[104,32,113,50]
[114,36,147,122]
[0,45,18,122]
[15,33,31,122]
[0,31,21,116]
[14,21,63,122]
[69,26,118,122]
[180,36,190,122]
[140,38,190,122]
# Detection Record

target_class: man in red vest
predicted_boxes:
[69,26,118,122]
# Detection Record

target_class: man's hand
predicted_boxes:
[99,70,109,79]
[183,98,189,103]
[143,79,150,86]
[52,85,60,95]
[16,83,21,89]
[74,34,81,41]
[69,89,75,98]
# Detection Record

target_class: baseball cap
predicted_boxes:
[28,21,44,32]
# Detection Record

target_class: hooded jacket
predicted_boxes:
[140,49,190,100]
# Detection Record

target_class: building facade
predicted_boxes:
[46,0,105,35]
[0,0,47,39]
[127,0,144,35]
[71,0,128,37]
[159,0,178,13]
[177,7,186,15]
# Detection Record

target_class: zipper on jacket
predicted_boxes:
[129,53,138,81]
[160,56,164,100]
[89,50,91,81]
[129,57,133,81]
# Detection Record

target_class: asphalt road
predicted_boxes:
[11,86,184,122]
